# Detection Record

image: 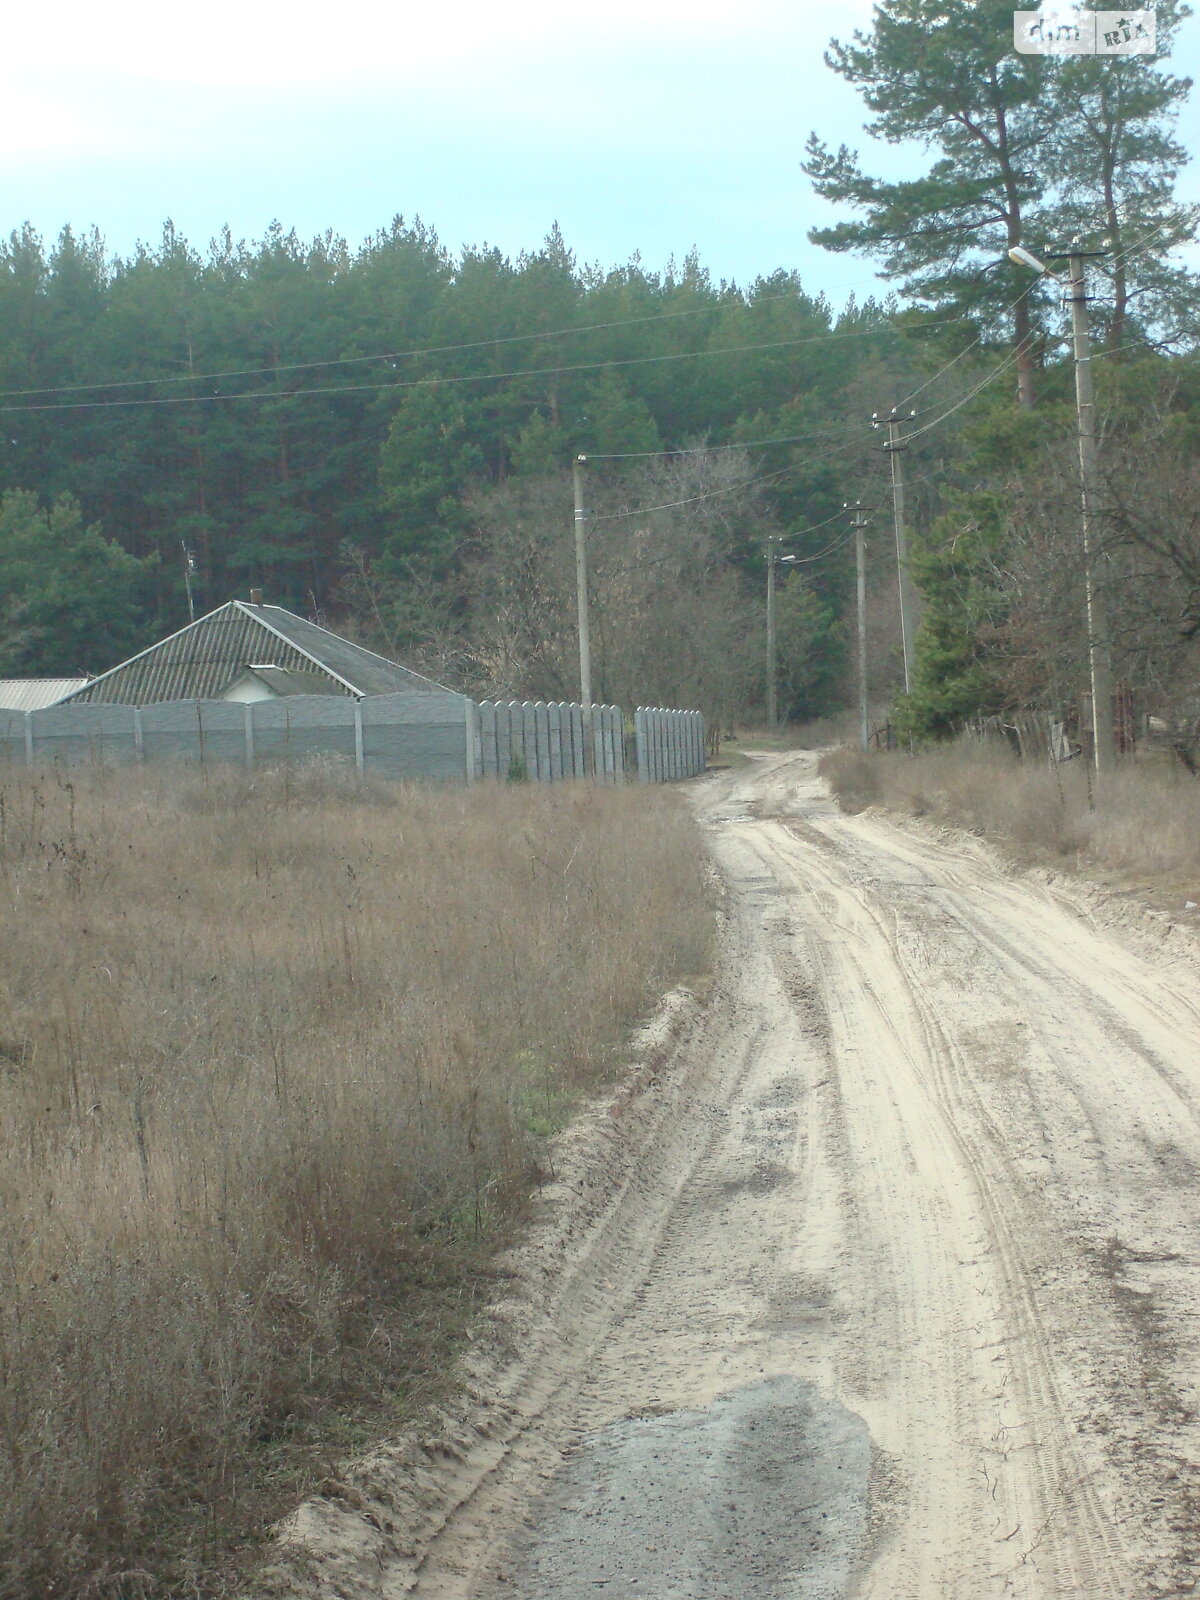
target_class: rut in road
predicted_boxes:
[268,751,1200,1600]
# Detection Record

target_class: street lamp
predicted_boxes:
[1008,243,1115,774]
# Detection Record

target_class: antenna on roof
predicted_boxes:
[181,542,196,624]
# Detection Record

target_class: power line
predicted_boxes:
[0,290,800,400]
[779,494,892,561]
[0,286,929,405]
[586,417,874,463]
[1104,214,1198,272]
[897,348,1029,443]
[589,464,797,523]
[892,278,1044,414]
[0,323,963,416]
[888,217,1196,420]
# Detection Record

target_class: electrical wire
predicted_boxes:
[891,278,1044,414]
[588,463,797,522]
[0,291,794,399]
[0,323,966,416]
[889,345,1033,446]
[0,284,927,405]
[778,491,892,563]
[586,416,877,463]
[887,216,1196,421]
[780,530,853,565]
[1104,215,1198,271]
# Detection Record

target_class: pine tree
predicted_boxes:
[803,0,1054,406]
[1051,1,1198,350]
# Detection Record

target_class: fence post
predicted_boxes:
[464,699,478,783]
[479,702,497,778]
[24,714,33,769]
[344,701,359,772]
[243,704,255,768]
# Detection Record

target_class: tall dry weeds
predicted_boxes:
[0,760,711,1598]
[820,738,1200,882]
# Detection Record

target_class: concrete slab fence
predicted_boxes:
[0,694,704,786]
[634,707,706,783]
[474,701,625,783]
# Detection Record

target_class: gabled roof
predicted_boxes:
[59,601,454,706]
[0,678,90,712]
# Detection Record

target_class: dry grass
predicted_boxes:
[0,759,711,1599]
[820,739,1200,888]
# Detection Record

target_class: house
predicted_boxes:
[0,679,91,712]
[57,596,451,705]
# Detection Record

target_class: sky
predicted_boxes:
[2,0,1197,303]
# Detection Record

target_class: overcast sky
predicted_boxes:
[3,0,1197,302]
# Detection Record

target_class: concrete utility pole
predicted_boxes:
[848,501,871,751]
[1062,247,1115,775]
[873,409,918,695]
[766,533,778,730]
[766,535,797,730]
[572,454,594,773]
[572,454,593,707]
[1010,243,1115,775]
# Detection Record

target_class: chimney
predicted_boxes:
[249,588,263,606]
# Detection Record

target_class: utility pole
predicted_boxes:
[766,533,778,730]
[1061,247,1114,774]
[572,454,594,773]
[848,501,871,751]
[873,409,917,695]
[1010,242,1115,778]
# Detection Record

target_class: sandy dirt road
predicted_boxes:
[276,751,1200,1600]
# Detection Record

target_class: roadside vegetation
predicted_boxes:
[820,740,1200,904]
[0,759,711,1599]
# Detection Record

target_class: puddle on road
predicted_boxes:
[489,1376,871,1599]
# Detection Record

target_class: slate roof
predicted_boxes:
[0,679,91,712]
[59,601,454,706]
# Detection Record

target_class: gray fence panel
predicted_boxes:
[479,702,497,778]
[29,704,142,767]
[135,701,236,765]
[515,702,533,780]
[500,702,518,778]
[244,697,358,768]
[635,707,705,783]
[603,705,622,782]
[465,699,479,784]
[0,712,25,765]
[548,703,564,781]
[634,709,648,783]
[533,702,551,782]
[359,693,470,781]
